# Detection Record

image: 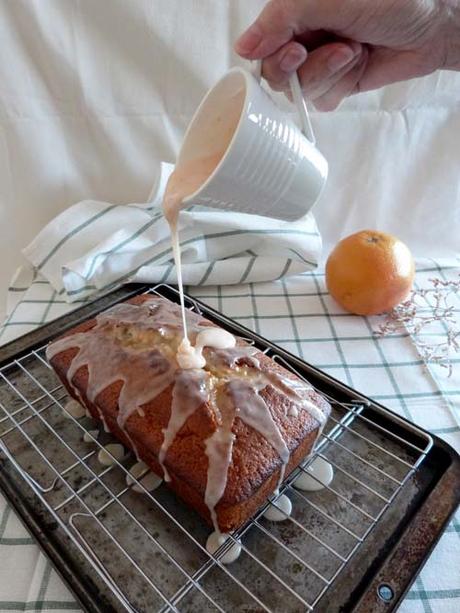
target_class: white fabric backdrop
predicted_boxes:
[0,2,459,611]
[1,0,459,323]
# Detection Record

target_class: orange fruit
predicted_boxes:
[325,230,415,316]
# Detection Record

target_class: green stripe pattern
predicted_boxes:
[0,256,458,612]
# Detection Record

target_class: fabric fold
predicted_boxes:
[20,162,322,303]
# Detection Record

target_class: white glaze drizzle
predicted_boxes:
[155,109,319,529]
[227,377,290,491]
[126,461,162,493]
[204,387,237,532]
[83,429,99,443]
[47,297,328,534]
[176,323,237,369]
[162,150,230,359]
[159,369,209,481]
[133,471,162,493]
[122,429,142,462]
[46,304,178,432]
[266,372,327,426]
[196,327,236,350]
[211,346,260,370]
[62,399,86,419]
[176,338,206,370]
[294,456,334,492]
[126,460,148,483]
[206,531,242,564]
[263,494,292,522]
[97,443,125,466]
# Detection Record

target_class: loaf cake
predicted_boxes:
[46,295,330,532]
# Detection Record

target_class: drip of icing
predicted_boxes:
[176,337,206,370]
[46,302,178,444]
[94,300,203,342]
[211,346,260,370]
[62,399,86,419]
[263,494,292,522]
[122,429,142,462]
[83,429,99,443]
[163,152,225,357]
[159,369,209,481]
[196,328,236,350]
[47,297,328,533]
[162,149,236,366]
[204,387,237,533]
[265,372,327,426]
[169,215,190,345]
[176,327,236,370]
[202,370,305,532]
[206,531,242,564]
[227,378,290,491]
[294,456,334,492]
[126,461,162,493]
[126,460,148,483]
[133,471,162,493]
[98,443,125,466]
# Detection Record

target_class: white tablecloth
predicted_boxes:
[0,258,459,612]
[0,1,459,611]
[0,0,459,319]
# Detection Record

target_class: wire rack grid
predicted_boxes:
[0,284,433,612]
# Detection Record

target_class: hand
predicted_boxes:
[235,0,460,110]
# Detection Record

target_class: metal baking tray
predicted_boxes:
[0,283,459,613]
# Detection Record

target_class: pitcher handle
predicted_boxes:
[251,59,316,145]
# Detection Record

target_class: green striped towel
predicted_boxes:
[0,258,459,611]
[19,162,321,304]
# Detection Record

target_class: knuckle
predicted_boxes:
[271,0,292,20]
[262,58,286,84]
[267,0,299,31]
[314,97,340,112]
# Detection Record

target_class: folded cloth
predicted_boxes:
[21,162,322,304]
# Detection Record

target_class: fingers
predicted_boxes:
[261,41,308,91]
[296,41,363,100]
[235,0,340,59]
[263,41,363,99]
[313,46,369,110]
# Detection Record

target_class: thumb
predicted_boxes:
[235,0,340,58]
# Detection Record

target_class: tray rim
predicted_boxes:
[0,282,458,613]
[0,455,113,613]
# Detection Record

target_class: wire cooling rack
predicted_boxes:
[0,284,447,613]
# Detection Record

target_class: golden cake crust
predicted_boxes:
[48,295,330,532]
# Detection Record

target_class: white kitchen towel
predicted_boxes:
[20,162,322,304]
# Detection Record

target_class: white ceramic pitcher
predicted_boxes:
[176,62,328,222]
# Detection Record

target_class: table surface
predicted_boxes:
[0,258,459,613]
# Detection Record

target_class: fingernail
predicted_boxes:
[327,47,358,72]
[280,47,306,72]
[235,25,262,55]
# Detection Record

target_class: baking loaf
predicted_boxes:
[46,295,330,532]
